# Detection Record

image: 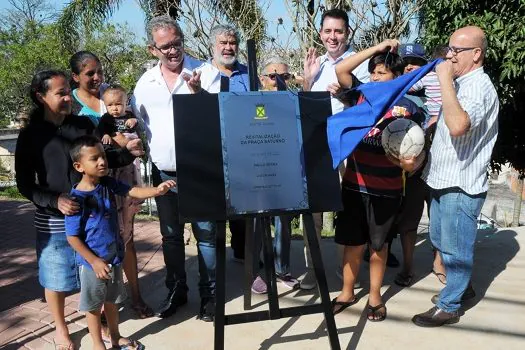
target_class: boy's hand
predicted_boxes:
[327,82,343,98]
[157,180,177,195]
[102,134,112,145]
[125,118,138,128]
[385,151,425,173]
[57,193,80,215]
[91,258,111,280]
[376,39,400,54]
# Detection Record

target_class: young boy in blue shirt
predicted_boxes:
[65,135,175,350]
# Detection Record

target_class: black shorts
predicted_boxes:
[394,175,428,234]
[335,189,401,251]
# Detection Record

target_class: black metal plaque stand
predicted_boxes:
[173,85,342,349]
[213,213,340,350]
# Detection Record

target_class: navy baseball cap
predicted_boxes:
[399,43,427,60]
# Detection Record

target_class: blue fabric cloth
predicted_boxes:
[65,176,130,268]
[327,59,441,169]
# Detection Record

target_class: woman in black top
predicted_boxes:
[15,70,143,349]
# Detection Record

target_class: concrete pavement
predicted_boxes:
[0,199,524,349]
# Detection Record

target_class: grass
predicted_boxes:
[135,212,335,244]
[0,186,26,200]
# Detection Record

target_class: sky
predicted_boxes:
[0,0,286,41]
[106,0,288,40]
[1,0,418,44]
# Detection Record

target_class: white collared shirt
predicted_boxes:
[132,55,220,171]
[311,48,370,114]
[422,67,499,195]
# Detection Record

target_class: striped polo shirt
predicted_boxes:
[412,71,442,117]
[422,67,499,195]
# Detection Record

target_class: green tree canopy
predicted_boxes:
[0,23,67,126]
[420,0,525,172]
[0,21,151,126]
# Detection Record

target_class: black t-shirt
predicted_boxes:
[98,111,136,135]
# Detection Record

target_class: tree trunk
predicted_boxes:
[322,212,333,233]
[512,173,523,226]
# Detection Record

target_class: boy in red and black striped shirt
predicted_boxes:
[330,39,424,322]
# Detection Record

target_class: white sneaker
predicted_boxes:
[300,270,317,290]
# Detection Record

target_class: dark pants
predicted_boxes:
[229,219,246,258]
[152,165,216,298]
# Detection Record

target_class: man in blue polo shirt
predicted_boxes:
[209,24,251,92]
[208,24,257,262]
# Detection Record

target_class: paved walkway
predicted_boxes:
[0,199,524,349]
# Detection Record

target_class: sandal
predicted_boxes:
[131,302,154,319]
[431,269,447,285]
[367,303,387,322]
[101,325,111,344]
[331,296,359,315]
[53,339,75,350]
[394,273,414,287]
[112,339,145,350]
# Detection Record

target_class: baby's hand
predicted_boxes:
[102,134,112,145]
[125,118,138,128]
[157,180,177,195]
[92,258,110,280]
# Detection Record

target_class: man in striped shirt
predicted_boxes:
[412,26,499,327]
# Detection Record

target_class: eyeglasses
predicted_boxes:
[153,40,184,54]
[445,46,479,55]
[265,73,292,81]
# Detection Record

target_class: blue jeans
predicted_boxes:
[429,187,486,313]
[274,215,293,275]
[252,215,293,277]
[152,165,216,299]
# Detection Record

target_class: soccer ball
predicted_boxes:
[381,118,425,158]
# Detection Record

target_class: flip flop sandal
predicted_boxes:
[394,273,414,287]
[331,296,359,315]
[112,339,145,350]
[431,269,447,285]
[53,339,75,350]
[102,325,111,344]
[367,303,387,322]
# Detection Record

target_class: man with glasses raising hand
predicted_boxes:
[412,25,499,327]
[132,15,220,322]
